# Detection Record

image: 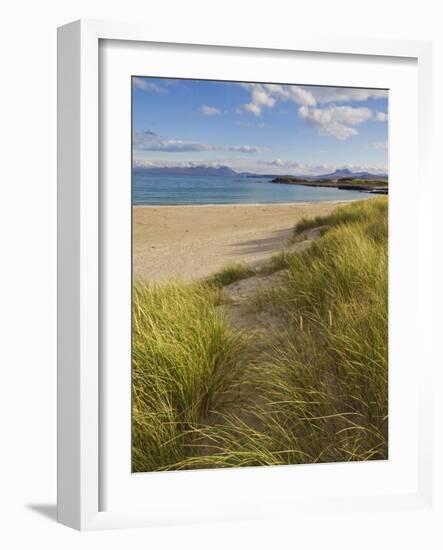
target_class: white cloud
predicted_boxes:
[242,83,314,116]
[251,87,276,108]
[244,102,262,116]
[298,105,372,140]
[374,111,388,122]
[136,139,208,152]
[243,85,276,116]
[132,77,166,93]
[261,159,312,173]
[133,130,267,153]
[258,159,387,176]
[240,83,387,118]
[239,84,386,139]
[227,145,267,153]
[263,84,316,106]
[199,104,221,116]
[267,158,285,166]
[134,131,208,152]
[306,87,388,104]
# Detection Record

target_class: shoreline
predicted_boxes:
[133,199,360,208]
[133,202,344,281]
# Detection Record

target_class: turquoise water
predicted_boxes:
[132,173,373,205]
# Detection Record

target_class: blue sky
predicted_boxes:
[132,77,388,175]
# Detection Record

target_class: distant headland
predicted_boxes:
[270,169,388,195]
[133,165,388,194]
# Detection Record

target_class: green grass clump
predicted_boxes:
[206,262,255,288]
[293,216,325,234]
[132,281,245,472]
[294,197,387,237]
[256,251,291,275]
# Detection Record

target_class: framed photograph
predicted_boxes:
[57,19,433,530]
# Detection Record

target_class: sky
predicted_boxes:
[132,77,388,176]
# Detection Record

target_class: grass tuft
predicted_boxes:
[206,262,255,288]
[132,281,246,472]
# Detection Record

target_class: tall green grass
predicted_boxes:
[132,198,388,470]
[248,201,388,463]
[132,281,246,472]
[294,197,387,237]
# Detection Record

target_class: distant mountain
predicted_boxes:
[244,168,388,181]
[133,165,388,181]
[133,165,238,177]
[309,168,388,181]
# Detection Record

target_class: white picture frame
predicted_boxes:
[57,19,434,531]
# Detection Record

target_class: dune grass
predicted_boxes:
[205,262,254,288]
[132,198,388,471]
[132,281,246,472]
[256,251,291,275]
[294,197,386,236]
[250,200,388,462]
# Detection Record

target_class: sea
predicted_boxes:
[132,173,373,205]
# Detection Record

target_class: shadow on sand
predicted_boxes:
[227,228,291,256]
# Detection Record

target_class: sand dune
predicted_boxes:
[133,202,345,281]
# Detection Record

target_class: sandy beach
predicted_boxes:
[133,202,345,281]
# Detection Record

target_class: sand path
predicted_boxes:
[133,202,342,281]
